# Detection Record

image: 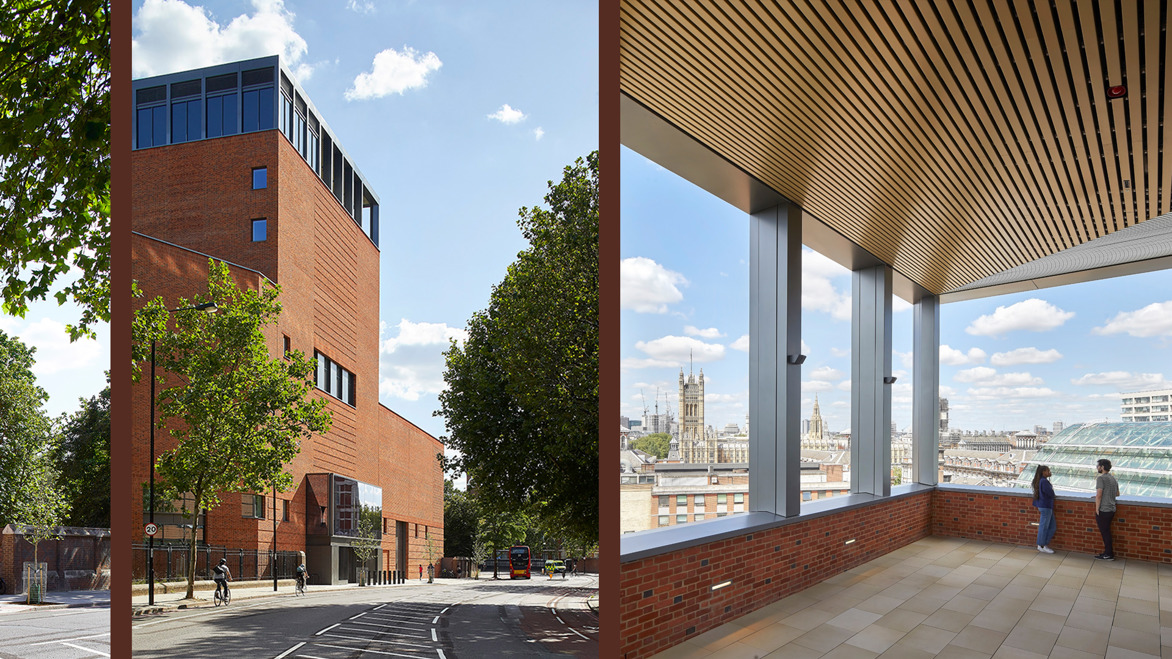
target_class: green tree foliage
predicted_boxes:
[478,503,532,579]
[0,1,111,340]
[632,433,671,459]
[439,152,598,543]
[131,260,332,598]
[351,514,380,586]
[54,383,110,527]
[0,332,66,527]
[443,480,478,558]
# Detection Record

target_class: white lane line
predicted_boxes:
[330,626,429,640]
[440,607,449,615]
[550,608,557,616]
[555,616,564,624]
[60,642,110,657]
[296,655,332,659]
[431,628,437,642]
[315,623,341,636]
[437,650,446,659]
[344,621,431,634]
[373,603,386,610]
[350,612,367,620]
[30,633,111,646]
[314,641,427,657]
[569,627,589,640]
[274,642,305,659]
[431,616,439,624]
[321,631,431,646]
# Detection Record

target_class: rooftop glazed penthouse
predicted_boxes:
[130,55,442,586]
[133,55,379,246]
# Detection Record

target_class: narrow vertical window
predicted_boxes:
[252,167,267,189]
[251,218,267,242]
[283,335,291,358]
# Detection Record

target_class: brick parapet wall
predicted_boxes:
[0,526,111,593]
[619,492,932,658]
[931,486,1172,563]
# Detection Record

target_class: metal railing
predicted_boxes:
[132,544,303,582]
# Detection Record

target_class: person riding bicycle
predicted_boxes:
[295,562,308,590]
[213,558,232,600]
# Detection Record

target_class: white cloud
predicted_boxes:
[810,366,844,381]
[621,257,687,313]
[346,0,375,13]
[132,0,311,79]
[730,334,749,352]
[533,127,545,140]
[487,103,526,124]
[805,380,836,393]
[634,335,724,363]
[894,350,913,369]
[965,298,1074,337]
[802,249,852,321]
[684,326,724,339]
[378,319,467,401]
[347,46,442,100]
[990,347,1062,366]
[966,386,1058,400]
[940,345,987,366]
[830,347,849,358]
[954,367,1042,386]
[836,379,852,391]
[1070,371,1171,390]
[1093,301,1172,338]
[621,357,678,371]
[17,318,101,377]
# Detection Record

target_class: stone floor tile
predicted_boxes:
[841,624,906,654]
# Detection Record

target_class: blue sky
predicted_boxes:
[132,0,598,445]
[621,146,1172,436]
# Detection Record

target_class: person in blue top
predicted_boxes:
[1032,465,1056,553]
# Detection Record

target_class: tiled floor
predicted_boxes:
[650,536,1172,659]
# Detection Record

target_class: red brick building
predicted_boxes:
[131,56,443,584]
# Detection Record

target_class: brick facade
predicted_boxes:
[0,526,110,593]
[132,112,442,583]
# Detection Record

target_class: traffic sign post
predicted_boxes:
[145,523,158,537]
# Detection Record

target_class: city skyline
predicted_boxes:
[622,146,1172,437]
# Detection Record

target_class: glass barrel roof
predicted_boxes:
[1013,422,1172,499]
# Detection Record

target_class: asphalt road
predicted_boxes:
[0,607,110,658]
[133,574,598,658]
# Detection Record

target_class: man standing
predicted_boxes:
[1094,458,1120,560]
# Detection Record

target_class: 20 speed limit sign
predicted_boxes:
[145,523,158,537]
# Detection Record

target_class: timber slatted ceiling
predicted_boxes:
[619,0,1171,295]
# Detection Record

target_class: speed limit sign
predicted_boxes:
[145,523,158,537]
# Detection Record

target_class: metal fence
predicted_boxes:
[132,544,303,582]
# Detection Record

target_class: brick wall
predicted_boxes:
[932,486,1172,563]
[0,526,111,593]
[619,492,932,658]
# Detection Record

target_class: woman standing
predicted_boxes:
[1032,465,1056,553]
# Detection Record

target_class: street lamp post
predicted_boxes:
[273,483,278,592]
[148,301,218,607]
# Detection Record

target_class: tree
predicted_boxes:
[0,0,111,340]
[478,504,531,579]
[351,515,380,587]
[0,332,65,525]
[131,260,332,598]
[443,480,478,558]
[439,152,598,543]
[53,383,110,527]
[632,433,671,459]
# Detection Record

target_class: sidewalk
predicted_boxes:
[131,578,415,615]
[0,589,110,614]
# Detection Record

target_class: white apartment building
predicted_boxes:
[1122,389,1172,422]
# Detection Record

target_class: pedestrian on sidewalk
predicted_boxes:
[419,564,423,581]
[1094,458,1120,560]
[1031,465,1056,553]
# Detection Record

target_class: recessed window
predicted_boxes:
[676,514,687,524]
[676,494,687,507]
[252,218,267,242]
[282,499,289,521]
[658,515,670,526]
[314,350,356,406]
[253,167,267,189]
[283,335,291,358]
[242,494,265,519]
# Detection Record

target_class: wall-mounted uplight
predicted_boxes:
[883,376,897,384]
[711,580,733,591]
[1106,84,1126,99]
[787,354,807,365]
[844,538,856,545]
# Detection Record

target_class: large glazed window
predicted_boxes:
[332,475,382,539]
[314,350,356,407]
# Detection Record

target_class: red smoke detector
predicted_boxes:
[1106,85,1127,99]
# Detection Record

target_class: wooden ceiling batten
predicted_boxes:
[620,0,1170,295]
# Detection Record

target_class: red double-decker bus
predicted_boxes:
[509,545,531,579]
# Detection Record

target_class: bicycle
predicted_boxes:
[214,583,231,606]
[295,574,307,596]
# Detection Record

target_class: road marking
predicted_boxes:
[59,642,110,657]
[555,616,564,624]
[431,628,437,642]
[350,612,366,620]
[437,650,446,659]
[30,633,110,646]
[550,608,557,615]
[569,627,589,640]
[440,607,449,615]
[315,623,341,636]
[315,641,427,657]
[321,632,431,647]
[332,625,429,639]
[344,619,431,631]
[431,616,439,624]
[274,642,305,659]
[373,603,386,610]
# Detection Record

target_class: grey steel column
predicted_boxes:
[749,202,802,517]
[851,265,893,497]
[913,295,940,485]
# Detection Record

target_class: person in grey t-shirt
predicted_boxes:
[1094,458,1120,560]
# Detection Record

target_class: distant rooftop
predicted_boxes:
[1016,422,1172,498]
[132,55,380,247]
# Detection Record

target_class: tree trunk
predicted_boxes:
[186,489,202,599]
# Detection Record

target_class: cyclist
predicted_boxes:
[213,558,232,601]
[295,562,308,593]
